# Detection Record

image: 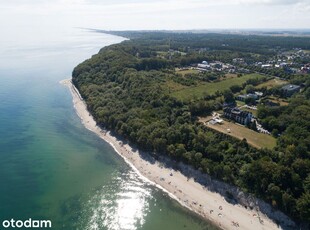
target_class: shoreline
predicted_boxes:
[61,79,293,230]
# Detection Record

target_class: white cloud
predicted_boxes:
[0,0,309,30]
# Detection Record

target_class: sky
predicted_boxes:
[0,0,309,34]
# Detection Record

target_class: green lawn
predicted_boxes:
[175,68,199,76]
[265,96,289,106]
[171,73,265,101]
[156,51,168,58]
[255,78,288,89]
[165,80,188,92]
[200,119,276,149]
[224,73,238,79]
[236,101,246,107]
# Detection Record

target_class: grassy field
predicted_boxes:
[266,96,289,106]
[224,73,238,79]
[156,51,168,58]
[199,118,276,149]
[165,80,188,92]
[157,51,187,58]
[171,73,265,101]
[236,101,246,107]
[175,68,199,76]
[255,78,288,89]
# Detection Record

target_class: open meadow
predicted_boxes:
[255,78,288,89]
[199,117,277,149]
[171,73,265,101]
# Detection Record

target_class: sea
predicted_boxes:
[0,28,217,230]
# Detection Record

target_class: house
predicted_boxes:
[301,64,310,74]
[197,63,210,69]
[262,64,273,68]
[210,62,223,69]
[236,93,259,102]
[232,58,245,64]
[281,84,301,97]
[197,63,211,71]
[255,91,263,97]
[223,107,253,125]
[223,101,236,108]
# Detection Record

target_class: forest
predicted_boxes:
[72,31,310,224]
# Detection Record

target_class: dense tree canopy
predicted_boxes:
[73,32,310,224]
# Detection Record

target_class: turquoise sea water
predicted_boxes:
[0,29,217,230]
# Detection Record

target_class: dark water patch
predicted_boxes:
[94,150,120,166]
[48,90,72,110]
[60,194,84,222]
[0,106,29,118]
[0,135,35,154]
[0,168,42,220]
[53,119,94,145]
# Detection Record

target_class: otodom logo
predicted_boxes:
[2,219,52,228]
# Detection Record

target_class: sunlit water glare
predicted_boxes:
[0,27,217,230]
[83,171,151,230]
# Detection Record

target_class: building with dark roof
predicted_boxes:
[223,107,253,125]
[281,84,300,97]
[236,93,259,102]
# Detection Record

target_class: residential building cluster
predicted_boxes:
[197,61,236,73]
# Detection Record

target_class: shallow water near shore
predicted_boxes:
[0,28,217,230]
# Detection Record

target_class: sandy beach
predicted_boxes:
[61,79,290,230]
